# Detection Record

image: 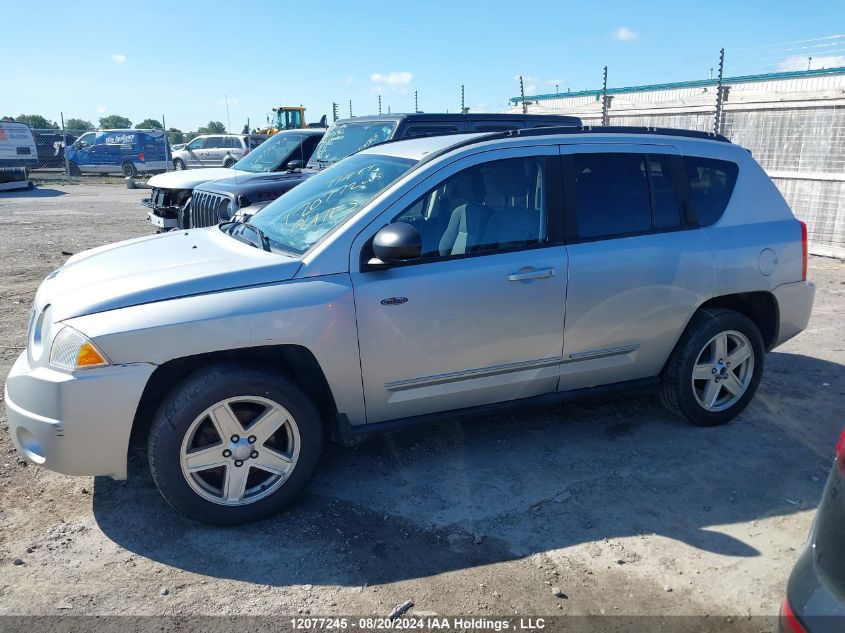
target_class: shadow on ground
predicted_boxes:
[0,186,67,198]
[93,352,844,587]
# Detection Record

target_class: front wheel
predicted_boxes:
[148,364,323,524]
[173,158,186,171]
[223,157,236,168]
[68,161,81,177]
[660,308,764,427]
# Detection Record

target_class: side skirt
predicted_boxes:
[334,376,660,447]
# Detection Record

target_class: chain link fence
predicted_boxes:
[2,124,172,184]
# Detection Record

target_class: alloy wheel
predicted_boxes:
[691,330,755,412]
[179,396,301,506]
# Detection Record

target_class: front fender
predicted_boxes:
[65,274,366,425]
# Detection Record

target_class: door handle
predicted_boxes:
[508,267,555,282]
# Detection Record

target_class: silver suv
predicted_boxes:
[171,134,267,169]
[4,127,815,524]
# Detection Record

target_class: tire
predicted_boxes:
[223,157,236,168]
[68,162,81,177]
[122,161,138,178]
[173,159,186,171]
[659,308,764,427]
[148,363,323,525]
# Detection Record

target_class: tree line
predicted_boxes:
[9,114,231,145]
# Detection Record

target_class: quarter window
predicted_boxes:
[204,136,224,148]
[683,156,738,226]
[572,153,651,239]
[393,157,548,258]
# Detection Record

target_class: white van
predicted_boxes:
[0,121,38,169]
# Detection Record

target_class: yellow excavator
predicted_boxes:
[258,106,327,135]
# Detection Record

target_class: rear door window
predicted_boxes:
[224,137,240,149]
[683,156,739,226]
[571,153,651,239]
[204,136,224,149]
[647,154,683,229]
[403,125,461,139]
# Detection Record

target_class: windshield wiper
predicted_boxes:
[221,216,271,252]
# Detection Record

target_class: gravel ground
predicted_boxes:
[0,184,843,621]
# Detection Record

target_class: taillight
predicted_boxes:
[243,148,250,157]
[836,428,845,474]
[138,151,145,162]
[800,221,808,281]
[780,596,807,633]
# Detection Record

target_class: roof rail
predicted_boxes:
[415,125,730,169]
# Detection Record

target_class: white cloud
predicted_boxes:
[613,26,638,42]
[778,54,845,71]
[97,106,107,113]
[345,76,354,84]
[370,71,413,93]
[514,75,539,95]
[111,53,126,63]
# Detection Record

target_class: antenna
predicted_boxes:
[415,90,419,113]
[378,94,382,115]
[332,102,339,122]
[349,100,353,118]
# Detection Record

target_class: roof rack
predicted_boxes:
[415,125,730,169]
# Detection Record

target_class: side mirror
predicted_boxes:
[286,159,304,171]
[370,222,421,265]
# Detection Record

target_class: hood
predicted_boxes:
[195,169,318,205]
[147,167,252,190]
[36,228,301,322]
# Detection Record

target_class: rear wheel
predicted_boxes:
[223,157,236,168]
[148,364,323,525]
[122,161,138,178]
[173,158,186,171]
[660,308,764,427]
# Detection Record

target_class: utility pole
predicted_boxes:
[555,83,559,93]
[601,66,609,126]
[378,94,382,115]
[332,102,338,122]
[519,76,527,114]
[808,56,813,70]
[224,93,231,132]
[714,48,725,135]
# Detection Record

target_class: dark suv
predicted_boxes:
[183,112,581,229]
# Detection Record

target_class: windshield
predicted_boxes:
[308,121,397,168]
[249,153,414,254]
[234,133,308,173]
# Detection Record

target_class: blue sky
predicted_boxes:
[3,0,844,132]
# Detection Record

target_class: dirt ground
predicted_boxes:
[0,184,843,622]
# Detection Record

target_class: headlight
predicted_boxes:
[49,326,109,370]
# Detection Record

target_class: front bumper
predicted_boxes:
[773,280,816,348]
[3,351,156,480]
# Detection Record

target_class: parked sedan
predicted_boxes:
[171,134,267,170]
[780,428,845,633]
